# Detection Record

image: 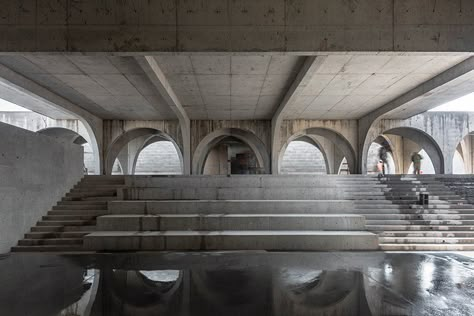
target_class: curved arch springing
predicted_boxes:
[105,128,183,175]
[279,127,357,174]
[193,128,270,175]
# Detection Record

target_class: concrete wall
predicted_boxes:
[0,122,83,253]
[135,141,182,175]
[2,0,474,52]
[280,140,327,174]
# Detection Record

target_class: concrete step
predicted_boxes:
[37,220,96,226]
[42,215,98,221]
[66,192,116,198]
[53,204,108,210]
[97,214,366,231]
[48,210,107,216]
[57,201,107,206]
[31,225,96,232]
[357,209,474,214]
[380,243,474,251]
[379,231,474,238]
[11,245,85,252]
[108,200,357,215]
[83,230,379,251]
[366,225,474,231]
[363,214,474,220]
[25,231,91,239]
[62,196,117,201]
[379,237,474,244]
[366,219,474,225]
[18,238,83,246]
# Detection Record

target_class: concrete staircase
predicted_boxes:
[84,175,380,251]
[363,175,474,251]
[11,176,125,252]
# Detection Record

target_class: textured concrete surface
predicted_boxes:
[84,230,378,251]
[0,122,83,253]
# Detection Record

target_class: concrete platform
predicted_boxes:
[96,214,366,231]
[107,200,356,214]
[83,231,379,251]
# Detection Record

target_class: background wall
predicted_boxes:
[0,122,83,253]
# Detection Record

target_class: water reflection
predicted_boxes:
[0,252,473,316]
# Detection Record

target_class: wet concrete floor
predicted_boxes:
[0,251,473,316]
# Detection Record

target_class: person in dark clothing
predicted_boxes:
[378,146,388,176]
[411,152,423,174]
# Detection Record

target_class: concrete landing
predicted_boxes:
[83,231,379,251]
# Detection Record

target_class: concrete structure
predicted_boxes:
[1,1,474,253]
[0,122,83,253]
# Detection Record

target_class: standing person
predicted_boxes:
[411,152,423,175]
[379,146,388,176]
[377,160,384,180]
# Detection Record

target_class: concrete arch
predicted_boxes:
[382,127,445,174]
[279,127,357,174]
[131,135,184,175]
[105,128,182,175]
[193,128,270,174]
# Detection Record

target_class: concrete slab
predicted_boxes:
[83,230,379,251]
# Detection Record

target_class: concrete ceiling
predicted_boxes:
[0,55,176,120]
[154,55,304,120]
[0,53,471,122]
[282,54,471,120]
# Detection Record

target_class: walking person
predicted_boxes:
[378,146,388,176]
[411,152,423,175]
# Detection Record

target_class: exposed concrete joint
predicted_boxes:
[135,56,191,174]
[0,63,103,173]
[271,56,327,174]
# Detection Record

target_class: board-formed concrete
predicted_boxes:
[0,122,83,254]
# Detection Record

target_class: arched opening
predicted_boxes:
[111,159,123,175]
[193,128,270,175]
[280,137,328,174]
[366,136,397,175]
[134,141,183,175]
[452,133,474,174]
[202,136,260,175]
[365,127,444,174]
[279,128,356,174]
[105,128,183,175]
[338,158,350,174]
[37,127,97,174]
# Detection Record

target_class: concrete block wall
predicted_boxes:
[0,122,83,253]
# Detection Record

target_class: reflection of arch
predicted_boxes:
[383,127,444,174]
[131,135,184,175]
[105,128,182,175]
[193,128,270,174]
[37,127,87,145]
[281,136,330,174]
[279,128,356,174]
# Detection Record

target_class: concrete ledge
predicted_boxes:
[122,187,349,200]
[108,200,356,214]
[83,231,379,251]
[96,214,366,231]
[124,175,379,188]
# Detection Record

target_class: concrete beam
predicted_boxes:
[0,63,104,173]
[135,56,191,174]
[1,0,474,52]
[271,56,326,173]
